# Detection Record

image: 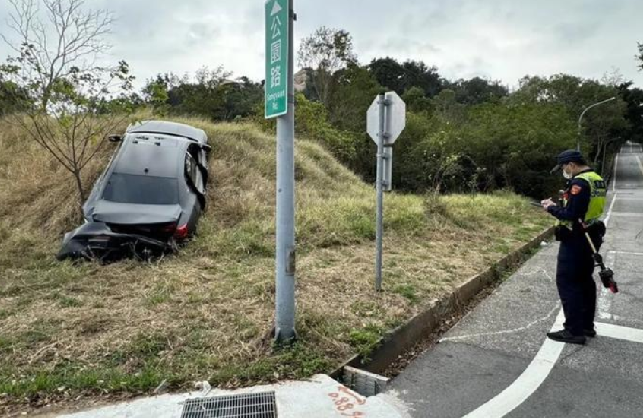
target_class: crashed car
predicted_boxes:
[58,121,210,261]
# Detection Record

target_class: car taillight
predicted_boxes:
[162,224,177,233]
[174,224,188,239]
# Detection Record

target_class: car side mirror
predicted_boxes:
[201,144,212,153]
[108,134,122,143]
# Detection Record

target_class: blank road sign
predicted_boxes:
[367,96,381,143]
[366,92,406,144]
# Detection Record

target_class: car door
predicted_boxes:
[183,151,204,234]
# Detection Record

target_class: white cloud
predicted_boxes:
[0,0,641,88]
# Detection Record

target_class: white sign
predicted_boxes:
[366,97,381,143]
[366,91,406,145]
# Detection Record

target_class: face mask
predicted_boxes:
[563,168,572,179]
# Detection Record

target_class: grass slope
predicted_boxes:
[0,116,551,411]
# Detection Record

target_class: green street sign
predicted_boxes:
[265,0,289,119]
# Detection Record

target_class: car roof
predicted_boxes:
[112,135,185,178]
[126,121,208,145]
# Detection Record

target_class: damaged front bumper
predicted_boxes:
[57,221,177,262]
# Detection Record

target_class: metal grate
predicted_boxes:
[180,391,278,418]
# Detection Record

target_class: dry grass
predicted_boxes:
[0,115,551,411]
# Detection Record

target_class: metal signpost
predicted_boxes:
[367,92,406,291]
[265,0,296,342]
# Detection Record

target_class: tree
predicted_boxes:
[0,72,31,113]
[297,27,356,106]
[368,58,443,97]
[619,82,643,144]
[401,60,442,98]
[142,74,172,114]
[215,78,263,121]
[327,63,382,131]
[637,43,643,71]
[368,57,405,94]
[1,0,134,210]
[511,74,627,165]
[448,77,508,105]
[463,102,578,197]
[402,86,432,113]
[325,63,383,176]
[145,67,263,122]
[432,89,467,124]
[2,0,114,111]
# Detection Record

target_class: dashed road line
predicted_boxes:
[439,304,560,343]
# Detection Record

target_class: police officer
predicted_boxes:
[541,150,607,345]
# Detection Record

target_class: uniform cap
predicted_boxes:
[551,150,587,173]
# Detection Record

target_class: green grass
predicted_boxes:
[348,325,385,358]
[393,284,420,303]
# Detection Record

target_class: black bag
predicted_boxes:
[586,221,606,250]
[555,225,572,242]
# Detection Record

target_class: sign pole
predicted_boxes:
[266,0,295,342]
[367,91,405,292]
[275,0,295,342]
[375,94,386,291]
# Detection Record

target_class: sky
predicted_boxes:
[1,0,642,89]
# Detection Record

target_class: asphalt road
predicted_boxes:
[387,143,643,418]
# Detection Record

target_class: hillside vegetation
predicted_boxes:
[0,116,551,410]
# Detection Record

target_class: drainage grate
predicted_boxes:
[180,391,277,418]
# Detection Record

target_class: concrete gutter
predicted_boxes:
[332,226,555,377]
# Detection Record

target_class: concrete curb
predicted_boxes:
[332,226,555,378]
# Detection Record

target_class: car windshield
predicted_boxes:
[102,173,179,205]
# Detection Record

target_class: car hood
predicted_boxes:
[91,200,182,225]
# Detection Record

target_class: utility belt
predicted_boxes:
[555,219,606,243]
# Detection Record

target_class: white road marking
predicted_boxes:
[637,156,643,176]
[613,153,619,192]
[595,322,643,344]
[609,212,643,218]
[604,195,618,227]
[462,311,566,418]
[608,250,643,256]
[597,252,615,320]
[597,313,643,324]
[463,317,643,418]
[604,154,618,227]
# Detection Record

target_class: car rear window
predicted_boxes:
[102,173,179,205]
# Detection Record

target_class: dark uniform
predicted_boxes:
[546,150,607,344]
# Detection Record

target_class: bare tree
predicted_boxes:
[297,27,356,106]
[638,43,643,71]
[3,0,114,111]
[0,0,134,212]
